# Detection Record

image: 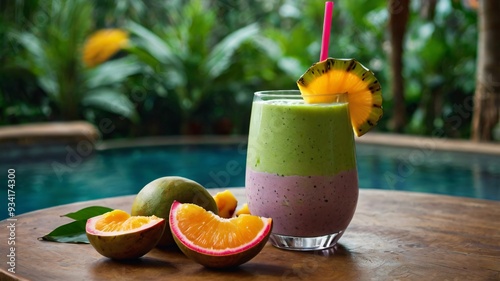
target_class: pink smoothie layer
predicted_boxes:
[246,168,358,237]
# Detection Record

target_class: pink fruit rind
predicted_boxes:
[86,215,165,236]
[169,201,272,256]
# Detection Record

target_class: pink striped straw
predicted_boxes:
[320,1,334,61]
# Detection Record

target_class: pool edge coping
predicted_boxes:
[96,135,249,150]
[355,132,500,156]
[95,133,500,156]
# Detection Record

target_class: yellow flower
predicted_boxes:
[468,0,478,9]
[461,0,478,10]
[82,29,129,67]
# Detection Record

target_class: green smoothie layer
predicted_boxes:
[247,100,356,176]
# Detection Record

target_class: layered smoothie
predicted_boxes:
[246,94,358,238]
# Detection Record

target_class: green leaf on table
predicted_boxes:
[39,220,90,244]
[40,206,113,244]
[62,206,113,221]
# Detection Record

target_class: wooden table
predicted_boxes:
[1,188,499,281]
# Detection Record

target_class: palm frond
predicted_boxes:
[82,89,139,122]
[126,21,182,69]
[14,32,58,97]
[84,57,143,89]
[204,23,259,79]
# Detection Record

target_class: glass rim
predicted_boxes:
[254,90,347,99]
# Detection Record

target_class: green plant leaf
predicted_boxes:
[126,21,181,68]
[250,35,282,60]
[15,32,45,65]
[40,206,113,244]
[62,206,113,221]
[39,220,89,244]
[125,45,161,70]
[84,57,142,89]
[14,32,58,96]
[82,88,139,122]
[204,23,259,79]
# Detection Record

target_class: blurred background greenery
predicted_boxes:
[0,0,481,139]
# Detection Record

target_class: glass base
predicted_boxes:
[269,231,344,251]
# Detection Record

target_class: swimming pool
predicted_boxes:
[1,140,499,219]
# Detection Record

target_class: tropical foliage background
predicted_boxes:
[0,0,485,140]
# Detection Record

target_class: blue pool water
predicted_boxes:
[1,141,499,219]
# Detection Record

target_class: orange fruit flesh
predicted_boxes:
[95,210,160,232]
[175,204,269,250]
[213,190,238,219]
[235,203,251,217]
[302,71,374,131]
[302,70,368,98]
[297,58,383,137]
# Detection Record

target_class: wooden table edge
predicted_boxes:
[1,188,499,281]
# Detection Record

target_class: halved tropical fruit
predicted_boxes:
[131,176,219,247]
[170,201,272,268]
[86,210,165,260]
[297,58,383,137]
[213,190,238,218]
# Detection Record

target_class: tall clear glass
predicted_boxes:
[245,90,358,251]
